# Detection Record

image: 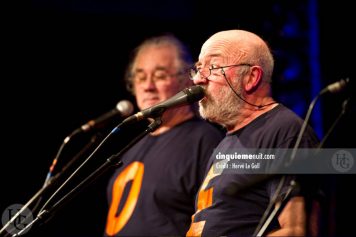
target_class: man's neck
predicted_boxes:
[227,99,278,133]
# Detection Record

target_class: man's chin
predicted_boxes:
[141,101,160,110]
[198,102,220,122]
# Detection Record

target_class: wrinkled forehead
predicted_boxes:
[199,33,248,63]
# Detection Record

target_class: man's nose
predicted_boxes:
[192,74,208,85]
[142,76,157,91]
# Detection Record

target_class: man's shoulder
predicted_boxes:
[264,104,319,146]
[266,104,304,130]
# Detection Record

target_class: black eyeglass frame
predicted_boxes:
[189,63,253,80]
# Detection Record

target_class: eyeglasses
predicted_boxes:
[189,63,253,80]
[131,69,184,85]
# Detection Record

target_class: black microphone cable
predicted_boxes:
[222,71,277,109]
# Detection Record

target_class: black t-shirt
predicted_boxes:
[188,104,319,237]
[105,117,224,236]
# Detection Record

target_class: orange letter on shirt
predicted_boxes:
[187,164,221,237]
[106,162,144,236]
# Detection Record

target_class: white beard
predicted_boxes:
[199,84,243,128]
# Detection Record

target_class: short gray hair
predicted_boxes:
[124,34,193,94]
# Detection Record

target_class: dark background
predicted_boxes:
[1,0,355,236]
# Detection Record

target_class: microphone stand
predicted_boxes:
[0,133,100,237]
[253,177,298,236]
[12,118,162,237]
[253,86,330,236]
[317,97,350,149]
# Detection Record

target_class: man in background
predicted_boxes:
[104,34,224,236]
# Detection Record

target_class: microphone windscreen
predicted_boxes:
[116,100,134,117]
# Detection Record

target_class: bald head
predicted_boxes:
[201,30,274,81]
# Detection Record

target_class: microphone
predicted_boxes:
[320,78,349,95]
[41,100,133,187]
[81,100,134,132]
[122,85,205,125]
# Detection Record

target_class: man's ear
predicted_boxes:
[244,66,263,93]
